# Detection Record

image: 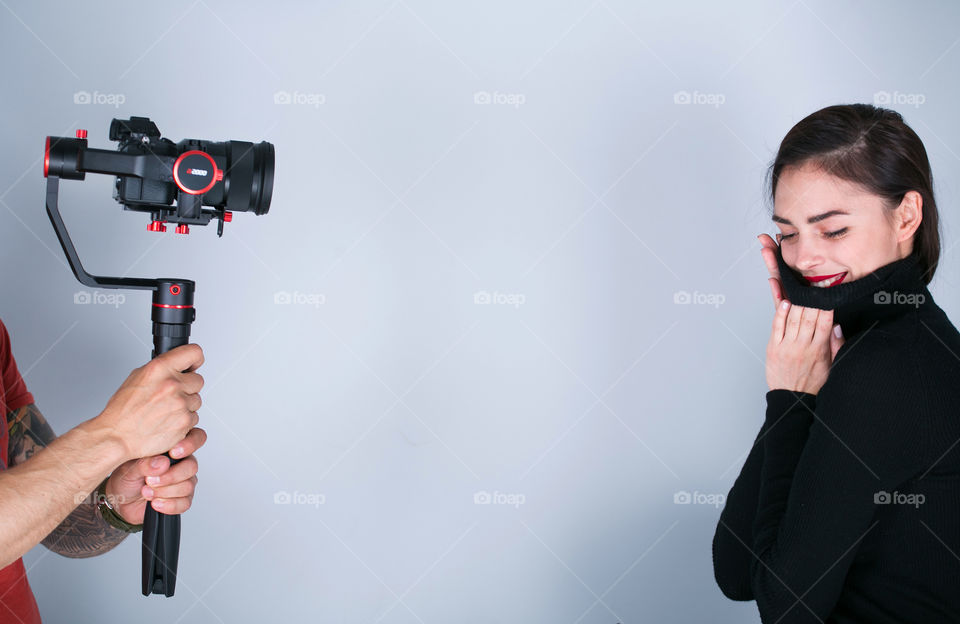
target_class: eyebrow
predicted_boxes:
[771,209,850,226]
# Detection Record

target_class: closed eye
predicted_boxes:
[780,228,848,241]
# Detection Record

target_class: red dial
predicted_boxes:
[173,150,219,195]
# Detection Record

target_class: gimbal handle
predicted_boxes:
[142,279,195,597]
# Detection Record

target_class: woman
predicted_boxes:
[712,103,960,623]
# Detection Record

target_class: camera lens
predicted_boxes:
[251,141,274,216]
[225,140,275,215]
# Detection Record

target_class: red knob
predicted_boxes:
[147,220,167,233]
[76,129,87,139]
[223,211,233,222]
[175,224,190,235]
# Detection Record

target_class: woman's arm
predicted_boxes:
[712,414,777,601]
[750,330,927,623]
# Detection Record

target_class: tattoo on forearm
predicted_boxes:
[6,403,56,466]
[40,495,129,557]
[6,403,129,557]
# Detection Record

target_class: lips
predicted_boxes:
[804,272,847,288]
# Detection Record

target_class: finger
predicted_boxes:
[179,371,204,395]
[151,495,193,514]
[757,232,779,252]
[814,308,834,344]
[759,245,781,281]
[759,241,784,309]
[767,276,783,309]
[830,323,845,361]
[107,458,140,484]
[185,392,202,413]
[170,427,207,460]
[120,454,170,481]
[144,476,197,501]
[145,455,198,488]
[158,343,204,374]
[797,306,820,343]
[770,298,791,344]
[784,301,805,342]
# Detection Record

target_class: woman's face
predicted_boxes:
[773,161,922,287]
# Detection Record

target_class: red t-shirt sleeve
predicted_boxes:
[0,318,35,414]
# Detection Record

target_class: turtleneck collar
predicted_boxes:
[773,243,931,337]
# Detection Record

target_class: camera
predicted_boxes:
[44,116,274,235]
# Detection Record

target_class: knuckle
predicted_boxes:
[161,377,179,395]
[144,359,164,379]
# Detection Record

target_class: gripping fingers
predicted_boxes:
[144,476,197,501]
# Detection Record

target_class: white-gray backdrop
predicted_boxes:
[1,1,958,622]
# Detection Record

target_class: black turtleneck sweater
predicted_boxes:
[712,243,960,623]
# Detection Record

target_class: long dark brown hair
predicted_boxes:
[767,103,941,285]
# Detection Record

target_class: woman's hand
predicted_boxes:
[759,233,846,394]
[765,299,847,394]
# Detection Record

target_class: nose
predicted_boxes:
[792,238,824,273]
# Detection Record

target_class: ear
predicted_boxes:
[895,190,923,243]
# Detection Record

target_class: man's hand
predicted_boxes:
[93,343,205,463]
[106,427,207,523]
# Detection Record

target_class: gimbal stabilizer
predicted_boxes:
[42,117,274,596]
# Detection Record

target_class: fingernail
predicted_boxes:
[146,476,161,486]
[143,486,154,498]
[834,324,843,338]
[151,457,162,468]
[780,299,790,310]
[153,499,164,510]
[172,447,183,458]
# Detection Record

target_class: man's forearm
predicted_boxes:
[0,419,128,568]
[41,484,130,558]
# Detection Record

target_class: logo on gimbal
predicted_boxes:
[173,151,219,195]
